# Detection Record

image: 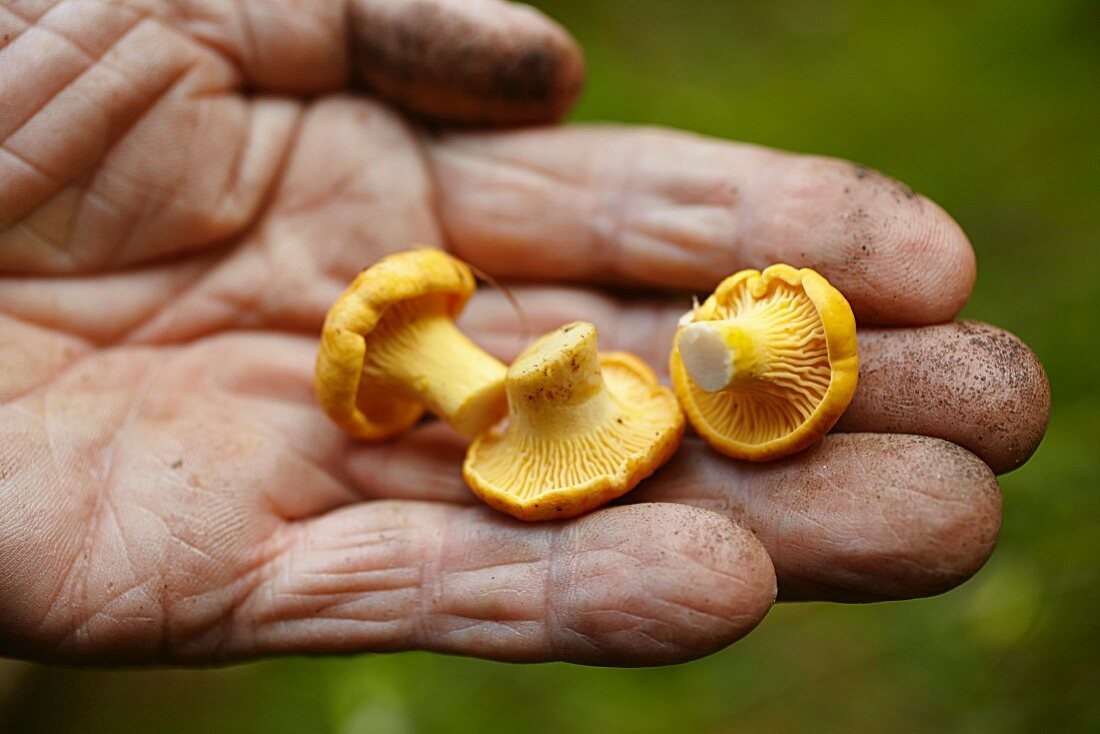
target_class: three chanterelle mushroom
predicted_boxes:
[315,249,858,521]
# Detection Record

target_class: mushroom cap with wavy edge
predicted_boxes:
[464,322,685,522]
[670,264,858,461]
[315,248,507,441]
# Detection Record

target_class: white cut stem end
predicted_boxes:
[678,322,737,393]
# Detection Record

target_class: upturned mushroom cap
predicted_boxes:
[670,264,858,461]
[315,248,507,440]
[464,322,685,521]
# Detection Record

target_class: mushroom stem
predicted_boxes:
[505,322,615,435]
[361,294,507,436]
[676,320,768,392]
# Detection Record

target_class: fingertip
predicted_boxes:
[910,196,977,323]
[947,322,1051,473]
[554,503,775,666]
[839,322,1051,473]
[350,0,585,125]
[982,324,1052,472]
[874,438,1003,597]
[764,156,976,325]
[869,190,976,325]
[775,435,1003,602]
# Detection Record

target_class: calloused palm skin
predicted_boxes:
[0,0,1049,666]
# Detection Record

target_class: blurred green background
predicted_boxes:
[3,0,1098,731]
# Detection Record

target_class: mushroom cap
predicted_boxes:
[315,248,476,440]
[464,324,685,521]
[670,264,858,461]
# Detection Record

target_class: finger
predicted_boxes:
[453,288,1048,473]
[425,126,976,325]
[348,430,1000,603]
[170,0,584,123]
[348,0,584,124]
[219,501,775,666]
[834,321,1050,474]
[633,434,1002,602]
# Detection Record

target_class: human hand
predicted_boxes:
[0,0,1048,666]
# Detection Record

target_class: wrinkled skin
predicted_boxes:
[0,0,1049,666]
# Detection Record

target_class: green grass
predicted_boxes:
[5,1,1098,731]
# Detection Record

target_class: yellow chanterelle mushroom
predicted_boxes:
[464,322,684,521]
[315,248,507,440]
[670,264,858,461]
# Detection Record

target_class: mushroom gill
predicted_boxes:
[464,322,684,521]
[671,264,858,461]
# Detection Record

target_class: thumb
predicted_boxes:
[174,0,583,124]
[349,0,585,125]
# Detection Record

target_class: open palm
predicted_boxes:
[0,0,1048,666]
